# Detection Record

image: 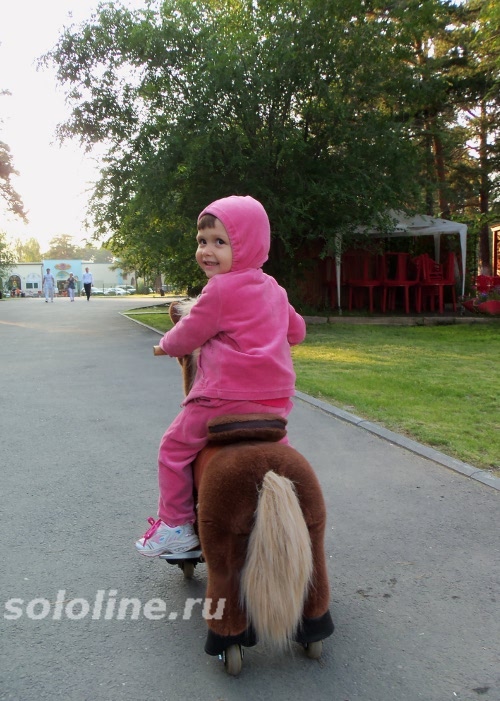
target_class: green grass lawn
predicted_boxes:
[126,307,500,474]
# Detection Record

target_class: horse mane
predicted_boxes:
[170,297,198,323]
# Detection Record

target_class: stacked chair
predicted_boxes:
[342,250,381,313]
[379,252,419,314]
[340,249,458,314]
[414,252,457,313]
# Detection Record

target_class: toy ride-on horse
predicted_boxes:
[152,301,334,675]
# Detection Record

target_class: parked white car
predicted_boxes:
[104,287,131,295]
[116,285,136,294]
[81,286,104,296]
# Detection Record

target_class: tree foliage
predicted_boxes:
[43,235,82,259]
[42,234,113,262]
[12,237,41,262]
[0,231,15,289]
[1,88,27,223]
[44,0,500,294]
[462,0,500,273]
[0,143,27,224]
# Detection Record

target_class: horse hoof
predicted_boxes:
[223,645,243,676]
[304,640,323,659]
[181,561,195,579]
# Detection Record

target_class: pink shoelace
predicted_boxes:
[141,517,162,545]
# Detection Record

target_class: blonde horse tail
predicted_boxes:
[240,470,313,649]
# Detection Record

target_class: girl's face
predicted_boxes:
[196,219,233,278]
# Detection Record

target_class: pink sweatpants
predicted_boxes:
[157,397,293,526]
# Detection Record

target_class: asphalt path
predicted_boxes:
[1,297,499,701]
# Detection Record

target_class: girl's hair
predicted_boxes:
[198,213,218,230]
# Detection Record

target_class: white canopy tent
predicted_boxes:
[334,211,467,312]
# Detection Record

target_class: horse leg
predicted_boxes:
[290,459,334,644]
[196,443,264,655]
[198,519,257,655]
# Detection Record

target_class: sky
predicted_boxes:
[0,0,145,252]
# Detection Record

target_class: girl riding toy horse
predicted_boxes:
[153,299,334,675]
[139,195,333,674]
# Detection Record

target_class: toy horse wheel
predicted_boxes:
[181,562,195,579]
[223,645,243,676]
[304,641,323,659]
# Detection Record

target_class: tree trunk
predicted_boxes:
[478,100,491,274]
[432,124,450,219]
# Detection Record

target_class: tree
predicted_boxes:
[43,234,82,259]
[378,0,500,274]
[9,235,113,263]
[45,0,423,295]
[0,139,27,223]
[461,0,500,273]
[1,90,27,222]
[82,245,114,263]
[0,231,15,290]
[12,237,41,262]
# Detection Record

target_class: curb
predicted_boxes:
[122,313,500,492]
[295,391,500,492]
[302,315,496,326]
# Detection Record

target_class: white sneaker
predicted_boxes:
[135,518,200,557]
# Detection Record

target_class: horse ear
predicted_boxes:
[169,303,183,325]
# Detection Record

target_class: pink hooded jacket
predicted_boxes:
[159,196,306,403]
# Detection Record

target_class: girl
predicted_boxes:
[136,195,306,556]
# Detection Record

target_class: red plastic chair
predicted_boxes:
[415,252,457,313]
[379,252,419,314]
[342,250,381,313]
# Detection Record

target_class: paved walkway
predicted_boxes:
[1,297,499,701]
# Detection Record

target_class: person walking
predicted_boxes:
[82,267,93,301]
[42,269,56,303]
[66,273,76,302]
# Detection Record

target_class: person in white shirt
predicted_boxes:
[42,269,55,303]
[82,267,93,301]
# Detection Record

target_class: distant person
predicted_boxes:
[82,267,93,301]
[66,273,76,302]
[42,269,56,303]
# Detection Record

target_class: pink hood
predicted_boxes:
[198,195,270,271]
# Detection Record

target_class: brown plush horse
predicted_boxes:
[154,300,334,674]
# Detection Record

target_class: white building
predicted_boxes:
[4,260,130,296]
